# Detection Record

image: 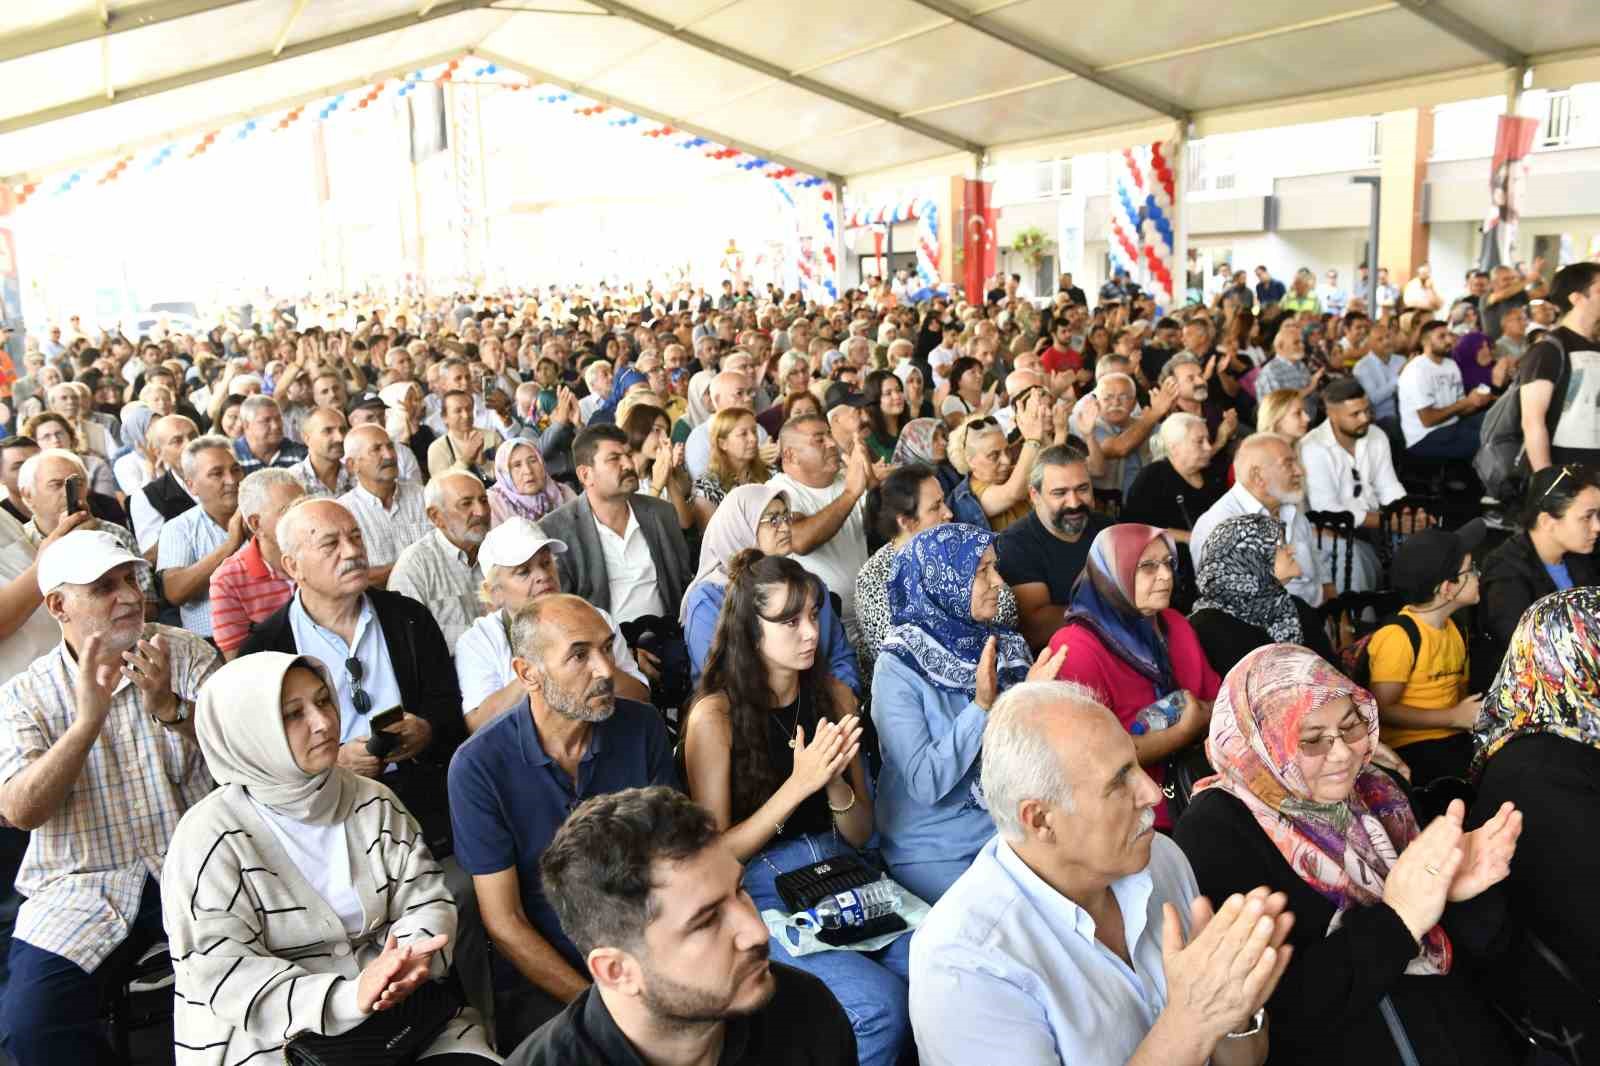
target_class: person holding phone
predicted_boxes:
[16,449,154,610]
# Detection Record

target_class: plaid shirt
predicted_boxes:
[0,626,219,970]
[338,480,433,568]
[287,455,355,499]
[388,528,486,647]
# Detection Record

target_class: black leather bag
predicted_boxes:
[284,977,462,1066]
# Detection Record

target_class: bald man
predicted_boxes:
[1190,433,1333,606]
[684,369,771,478]
[129,414,200,558]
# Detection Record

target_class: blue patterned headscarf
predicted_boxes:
[880,523,1032,696]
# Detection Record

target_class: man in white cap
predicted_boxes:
[455,517,649,733]
[0,529,218,1066]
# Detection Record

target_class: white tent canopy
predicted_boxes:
[5,0,1600,186]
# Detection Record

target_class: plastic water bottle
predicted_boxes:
[1129,691,1185,736]
[808,880,902,929]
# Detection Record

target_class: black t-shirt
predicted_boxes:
[509,962,859,1066]
[1121,459,1226,533]
[995,510,1109,605]
[1518,326,1600,466]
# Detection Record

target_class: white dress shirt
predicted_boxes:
[1191,482,1330,606]
[1299,418,1407,528]
[593,505,666,622]
[911,834,1200,1066]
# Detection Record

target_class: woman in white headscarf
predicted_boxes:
[162,653,501,1065]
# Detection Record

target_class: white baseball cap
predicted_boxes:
[478,518,568,571]
[37,529,148,595]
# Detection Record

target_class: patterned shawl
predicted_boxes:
[1473,586,1600,778]
[1196,644,1451,975]
[1191,513,1302,644]
[880,523,1032,696]
[489,438,572,524]
[1064,523,1176,692]
[892,417,942,466]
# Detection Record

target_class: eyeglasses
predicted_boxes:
[758,511,793,529]
[1298,720,1368,756]
[346,656,371,715]
[1134,555,1176,576]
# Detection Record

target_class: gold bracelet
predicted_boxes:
[828,785,856,815]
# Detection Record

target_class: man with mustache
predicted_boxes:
[911,682,1288,1066]
[996,446,1109,650]
[448,594,675,1052]
[0,530,219,1065]
[337,422,433,587]
[156,435,245,639]
[389,471,493,647]
[509,786,857,1065]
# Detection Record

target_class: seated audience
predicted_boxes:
[1254,325,1318,396]
[489,437,572,527]
[1175,644,1524,1066]
[111,404,156,498]
[339,423,434,586]
[157,434,245,638]
[1352,320,1408,424]
[891,416,961,495]
[995,445,1109,649]
[768,415,873,642]
[1452,331,1509,394]
[208,467,302,658]
[288,405,356,498]
[686,371,768,479]
[1370,522,1485,786]
[129,413,200,557]
[24,412,118,511]
[449,595,674,1051]
[681,552,906,1066]
[162,653,499,1066]
[456,519,648,732]
[1398,321,1493,462]
[1188,513,1333,676]
[1076,371,1164,498]
[1121,412,1224,546]
[1192,433,1334,607]
[0,530,219,1065]
[1049,524,1220,828]
[912,680,1287,1066]
[692,407,768,523]
[234,394,309,473]
[946,407,1041,532]
[390,471,492,646]
[683,484,858,697]
[874,524,1055,902]
[1471,587,1600,1013]
[513,786,856,1065]
[429,389,504,481]
[620,403,694,528]
[1478,464,1600,669]
[15,449,150,603]
[541,425,692,625]
[861,369,909,461]
[1300,377,1407,537]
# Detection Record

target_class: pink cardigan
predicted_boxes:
[1048,608,1220,827]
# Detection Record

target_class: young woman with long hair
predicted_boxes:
[692,406,769,526]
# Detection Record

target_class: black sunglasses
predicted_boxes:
[346,656,371,715]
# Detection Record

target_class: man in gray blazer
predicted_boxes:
[539,424,693,623]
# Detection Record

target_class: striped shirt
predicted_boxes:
[0,627,218,970]
[286,455,355,499]
[231,435,308,475]
[156,505,232,637]
[208,538,294,654]
[338,480,433,568]
[388,528,486,647]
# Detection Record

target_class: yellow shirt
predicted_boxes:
[968,477,1030,533]
[1370,607,1468,748]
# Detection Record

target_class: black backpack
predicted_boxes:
[1474,332,1569,501]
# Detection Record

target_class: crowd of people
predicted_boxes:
[0,255,1597,1066]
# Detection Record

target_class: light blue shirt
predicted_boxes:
[1353,352,1408,422]
[287,592,404,742]
[684,581,859,693]
[1546,560,1575,591]
[910,834,1200,1066]
[870,653,997,901]
[156,505,229,637]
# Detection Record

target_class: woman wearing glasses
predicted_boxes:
[1174,644,1525,1066]
[1478,464,1600,673]
[1047,524,1220,830]
[681,484,860,703]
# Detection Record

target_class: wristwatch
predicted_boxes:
[150,698,191,727]
[1225,1009,1266,1039]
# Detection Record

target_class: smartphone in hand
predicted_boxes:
[365,706,405,758]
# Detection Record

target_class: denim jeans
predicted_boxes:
[1408,410,1486,461]
[744,832,911,1066]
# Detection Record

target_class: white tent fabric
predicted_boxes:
[4,0,1600,185]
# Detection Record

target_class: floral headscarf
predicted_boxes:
[892,417,942,466]
[1196,644,1451,975]
[1473,587,1600,778]
[1191,513,1302,644]
[1065,524,1176,692]
[489,438,571,525]
[880,523,1031,696]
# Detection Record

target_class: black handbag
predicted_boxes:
[284,977,462,1066]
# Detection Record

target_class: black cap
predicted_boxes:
[1392,518,1486,604]
[823,381,870,414]
[346,393,385,418]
